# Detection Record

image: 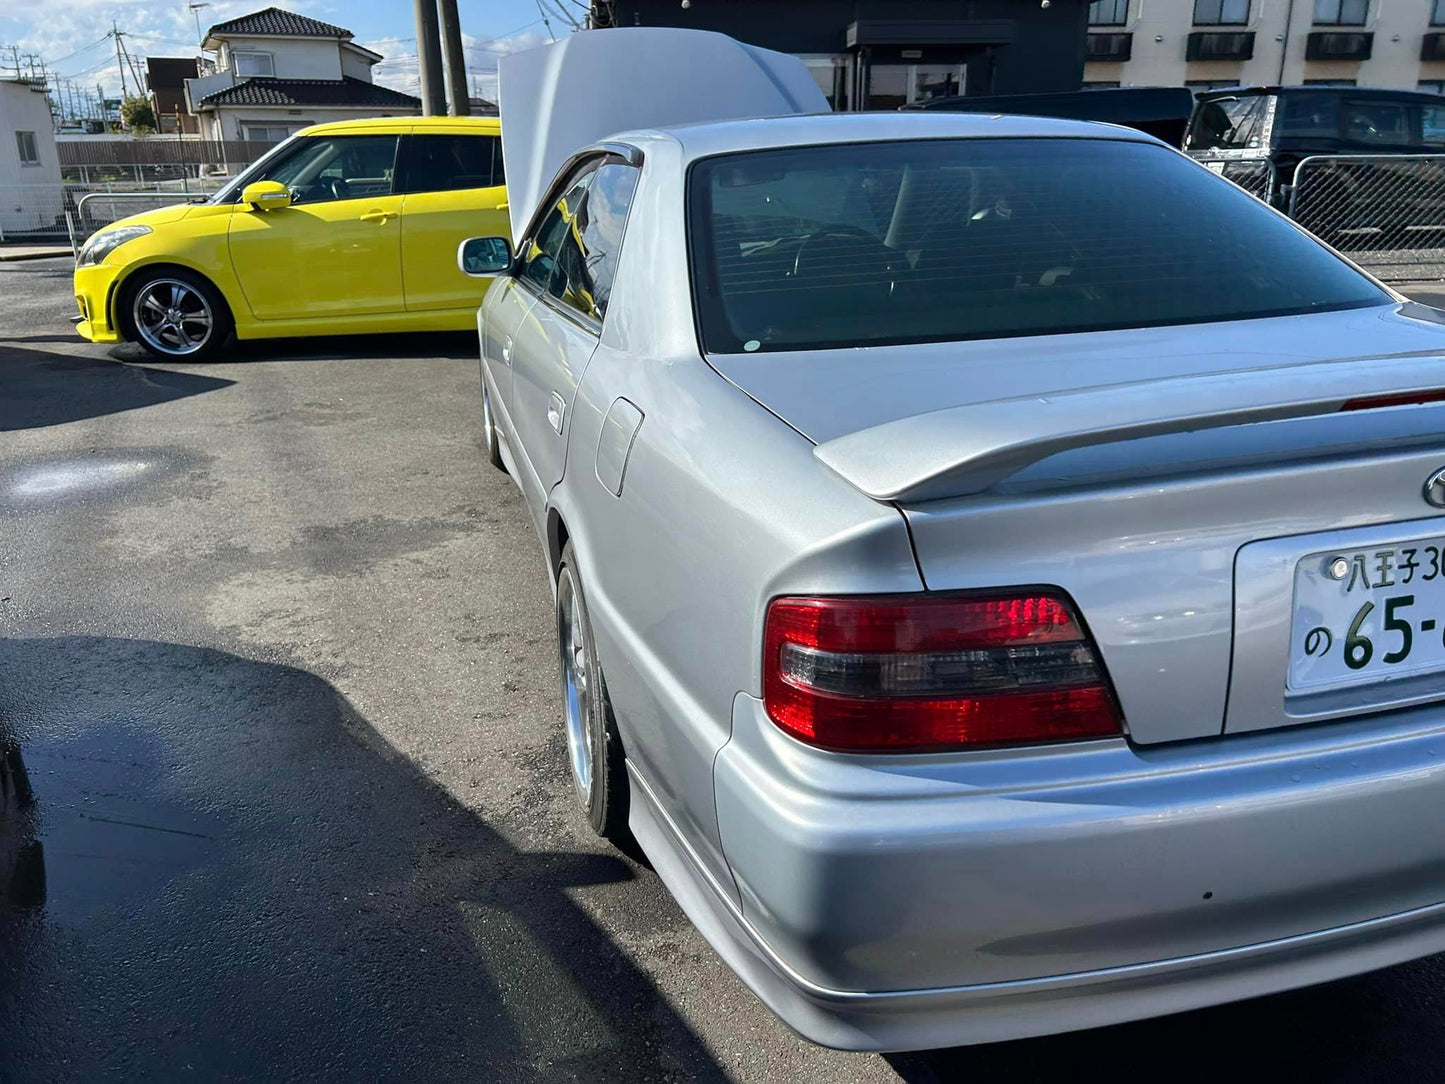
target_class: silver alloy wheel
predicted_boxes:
[557,567,594,803]
[132,278,214,356]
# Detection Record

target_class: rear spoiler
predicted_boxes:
[813,355,1445,503]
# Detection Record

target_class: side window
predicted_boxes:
[254,135,398,204]
[571,162,642,321]
[1424,105,1445,148]
[518,159,642,322]
[521,169,596,298]
[1275,92,1340,139]
[1342,100,1410,145]
[404,134,503,193]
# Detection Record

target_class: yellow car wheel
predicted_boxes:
[119,268,232,362]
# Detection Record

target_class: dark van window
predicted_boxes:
[404,134,504,193]
[1185,95,1270,150]
[1276,92,1340,139]
[1342,100,1411,145]
[687,138,1387,354]
[1425,104,1445,147]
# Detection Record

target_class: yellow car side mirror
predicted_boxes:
[242,180,292,212]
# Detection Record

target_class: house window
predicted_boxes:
[1312,0,1367,25]
[1193,0,1251,25]
[15,130,38,165]
[243,123,302,142]
[1088,0,1128,26]
[1304,78,1357,85]
[232,51,275,77]
[1082,81,1122,89]
[1186,79,1243,89]
[1434,0,1445,25]
[1420,80,1445,94]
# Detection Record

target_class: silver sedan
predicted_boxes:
[464,30,1445,1052]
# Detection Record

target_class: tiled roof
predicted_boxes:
[197,76,420,108]
[206,7,352,40]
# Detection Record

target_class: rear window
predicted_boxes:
[687,138,1388,354]
[1185,95,1271,151]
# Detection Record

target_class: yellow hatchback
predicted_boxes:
[73,116,509,360]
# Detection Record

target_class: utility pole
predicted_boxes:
[438,0,470,116]
[112,21,129,97]
[412,0,446,115]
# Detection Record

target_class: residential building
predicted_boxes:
[0,77,62,235]
[589,0,1092,109]
[1084,0,1445,92]
[184,7,420,142]
[146,57,201,134]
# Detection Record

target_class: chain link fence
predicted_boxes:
[1288,154,1445,283]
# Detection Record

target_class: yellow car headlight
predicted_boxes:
[76,225,152,268]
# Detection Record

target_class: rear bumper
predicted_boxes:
[687,695,1445,1049]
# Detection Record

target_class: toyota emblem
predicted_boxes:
[1426,467,1445,509]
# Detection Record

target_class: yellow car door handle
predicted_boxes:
[359,210,396,224]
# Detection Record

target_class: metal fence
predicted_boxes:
[1286,155,1445,283]
[0,181,226,248]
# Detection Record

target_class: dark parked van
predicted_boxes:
[1186,85,1445,212]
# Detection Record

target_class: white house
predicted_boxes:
[184,7,420,143]
[0,77,62,236]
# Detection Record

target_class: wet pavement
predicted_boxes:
[8,256,1445,1081]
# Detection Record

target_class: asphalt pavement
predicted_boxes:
[7,257,1445,1082]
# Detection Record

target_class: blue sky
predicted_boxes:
[7,0,573,100]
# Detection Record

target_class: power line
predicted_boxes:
[45,33,112,65]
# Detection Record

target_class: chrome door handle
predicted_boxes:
[501,335,513,364]
[359,210,396,223]
[547,392,565,434]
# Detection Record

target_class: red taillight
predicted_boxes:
[762,592,1122,753]
[1341,389,1445,411]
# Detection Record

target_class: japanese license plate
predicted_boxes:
[1290,539,1445,693]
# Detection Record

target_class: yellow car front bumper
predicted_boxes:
[73,262,123,344]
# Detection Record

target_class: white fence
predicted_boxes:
[0,180,227,248]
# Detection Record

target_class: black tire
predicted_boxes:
[556,541,629,843]
[482,376,506,472]
[119,267,232,362]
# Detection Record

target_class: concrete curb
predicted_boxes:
[0,248,72,263]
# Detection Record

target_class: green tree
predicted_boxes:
[120,94,157,133]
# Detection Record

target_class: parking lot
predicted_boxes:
[7,253,1445,1082]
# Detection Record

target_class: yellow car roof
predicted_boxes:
[299,115,501,137]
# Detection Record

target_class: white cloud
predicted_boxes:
[365,27,547,104]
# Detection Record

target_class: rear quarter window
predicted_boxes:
[687,137,1389,354]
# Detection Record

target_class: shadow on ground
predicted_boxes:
[0,636,726,1082]
[0,347,233,431]
[107,330,480,366]
[890,933,1445,1081]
